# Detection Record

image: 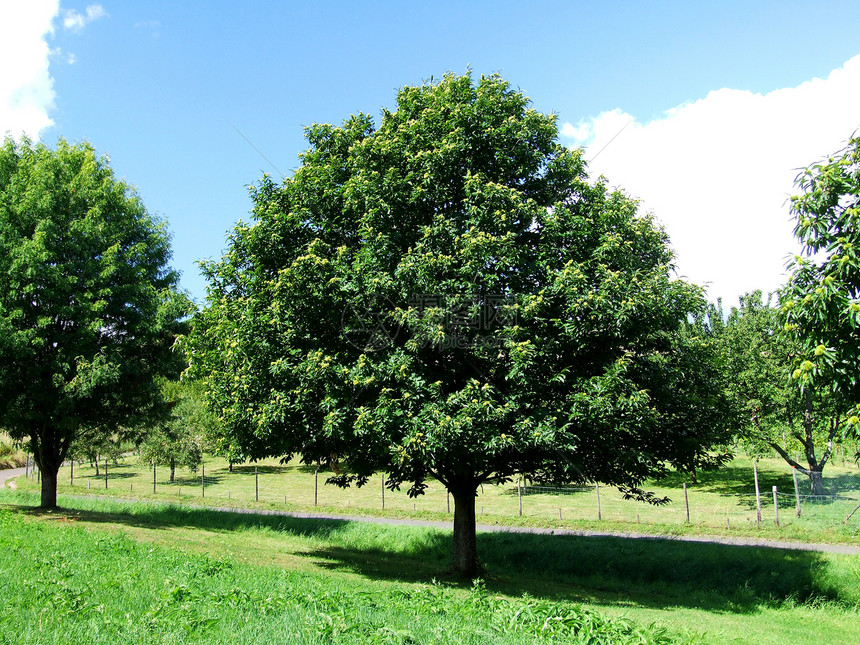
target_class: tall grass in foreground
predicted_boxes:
[0,503,679,645]
[3,490,860,644]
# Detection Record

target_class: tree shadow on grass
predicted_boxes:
[159,473,226,488]
[5,497,852,615]
[230,464,292,475]
[303,530,850,615]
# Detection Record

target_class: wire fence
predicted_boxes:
[17,454,860,529]
[512,470,860,528]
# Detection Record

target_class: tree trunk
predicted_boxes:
[450,484,480,577]
[170,458,176,483]
[40,467,58,509]
[809,470,826,496]
[32,430,67,509]
[93,457,100,477]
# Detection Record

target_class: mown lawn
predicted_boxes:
[1,490,858,644]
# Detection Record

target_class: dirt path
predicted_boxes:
[3,467,859,555]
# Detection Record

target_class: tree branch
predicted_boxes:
[769,441,808,474]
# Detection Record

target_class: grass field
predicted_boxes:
[1,490,859,644]
[16,452,860,545]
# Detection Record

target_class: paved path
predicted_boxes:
[3,467,859,555]
[0,467,25,487]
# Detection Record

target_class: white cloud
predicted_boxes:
[62,4,106,32]
[562,55,860,307]
[0,1,59,140]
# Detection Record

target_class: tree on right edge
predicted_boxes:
[780,134,860,492]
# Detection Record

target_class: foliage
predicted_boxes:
[781,134,860,419]
[189,72,734,574]
[0,137,192,508]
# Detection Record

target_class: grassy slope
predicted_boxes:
[1,490,858,644]
[0,494,677,645]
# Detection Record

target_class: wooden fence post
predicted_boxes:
[255,466,259,502]
[517,478,522,517]
[792,467,801,517]
[314,467,318,506]
[684,483,690,524]
[754,459,762,527]
[773,485,780,527]
[596,482,602,521]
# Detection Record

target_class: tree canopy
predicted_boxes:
[0,137,191,508]
[782,134,860,409]
[780,134,860,473]
[189,73,734,575]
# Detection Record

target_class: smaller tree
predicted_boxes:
[716,291,841,494]
[0,137,191,508]
[68,428,124,476]
[140,380,213,482]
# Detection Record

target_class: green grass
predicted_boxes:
[18,453,860,545]
[1,490,859,644]
[0,493,682,645]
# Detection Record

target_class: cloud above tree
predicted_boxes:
[563,55,860,306]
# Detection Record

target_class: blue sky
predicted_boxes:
[3,1,860,306]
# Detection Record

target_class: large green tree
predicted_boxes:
[190,73,733,575]
[780,134,860,478]
[0,137,191,508]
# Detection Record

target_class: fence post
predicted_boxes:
[517,478,522,517]
[201,463,205,498]
[684,483,690,524]
[381,474,385,510]
[255,466,259,502]
[447,490,451,514]
[596,482,602,521]
[105,458,108,490]
[70,460,74,486]
[754,459,762,527]
[773,485,780,526]
[792,467,801,517]
[314,467,318,506]
[153,463,156,495]
[25,453,29,478]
